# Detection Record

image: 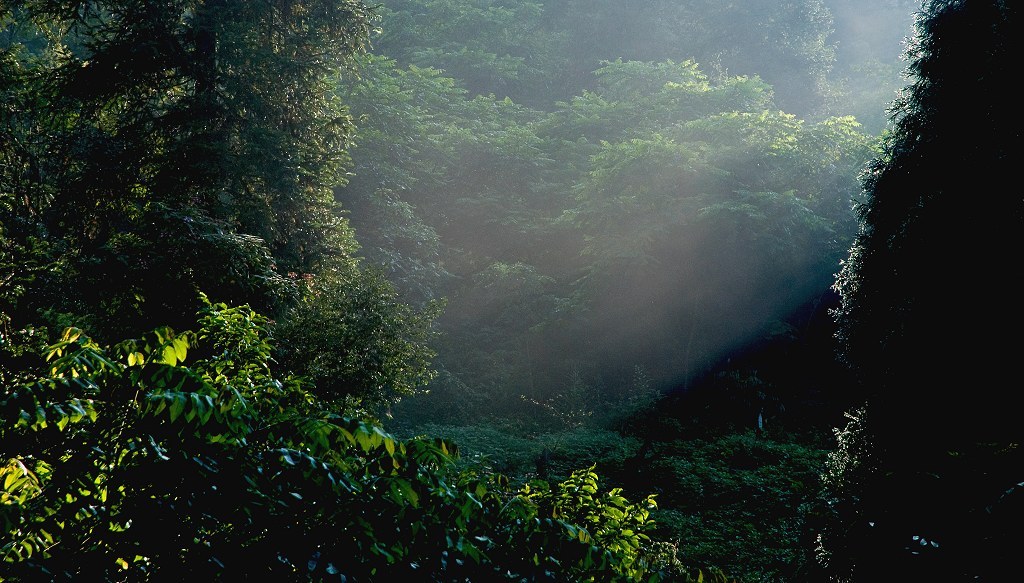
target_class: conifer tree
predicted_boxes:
[822,1,1022,579]
[1,0,373,338]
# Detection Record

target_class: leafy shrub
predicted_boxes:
[639,432,829,582]
[1,299,662,581]
[412,422,642,483]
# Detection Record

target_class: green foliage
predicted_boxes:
[520,465,658,581]
[1,301,663,581]
[347,47,876,429]
[2,0,447,445]
[338,53,552,296]
[543,59,774,144]
[0,0,372,339]
[374,0,848,116]
[566,133,707,269]
[373,0,554,103]
[813,406,874,581]
[826,0,917,133]
[410,422,643,483]
[521,367,595,431]
[331,11,890,434]
[274,264,444,411]
[556,107,875,397]
[638,432,830,582]
[401,421,819,582]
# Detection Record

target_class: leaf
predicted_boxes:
[3,468,19,490]
[162,345,177,366]
[339,428,356,446]
[355,429,373,452]
[393,479,419,507]
[172,338,188,362]
[197,395,214,424]
[169,397,185,422]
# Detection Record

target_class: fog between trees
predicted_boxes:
[336,0,917,428]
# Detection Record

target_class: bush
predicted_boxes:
[1,299,662,581]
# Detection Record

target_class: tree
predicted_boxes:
[2,2,446,410]
[822,1,1023,579]
[339,48,875,427]
[372,0,855,117]
[370,0,555,105]
[564,104,875,397]
[273,265,444,413]
[0,0,373,340]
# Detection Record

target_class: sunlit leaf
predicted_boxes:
[173,338,188,362]
[162,345,177,366]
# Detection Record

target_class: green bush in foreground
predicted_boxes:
[1,299,662,581]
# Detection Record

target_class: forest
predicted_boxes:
[0,0,1019,581]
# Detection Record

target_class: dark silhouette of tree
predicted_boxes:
[821,1,1022,580]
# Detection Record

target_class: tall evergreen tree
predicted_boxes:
[2,2,442,410]
[821,1,1022,580]
[1,0,372,339]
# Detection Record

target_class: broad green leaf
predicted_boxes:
[172,338,188,362]
[162,345,177,365]
[393,479,419,507]
[355,430,372,452]
[169,397,185,422]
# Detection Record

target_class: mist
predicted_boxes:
[332,0,917,430]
